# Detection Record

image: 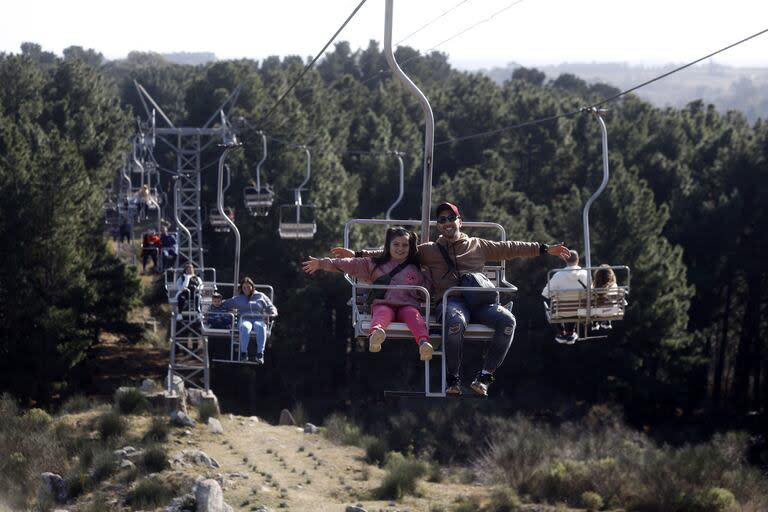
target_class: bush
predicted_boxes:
[140,446,169,473]
[323,413,364,446]
[90,449,117,484]
[375,451,428,500]
[689,487,738,512]
[290,402,307,426]
[23,408,53,430]
[581,491,605,511]
[0,394,66,509]
[97,411,127,441]
[125,479,173,509]
[65,471,90,498]
[363,435,389,465]
[60,394,93,414]
[115,388,149,415]
[143,416,170,443]
[197,401,219,423]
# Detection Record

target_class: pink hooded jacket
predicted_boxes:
[318,257,432,308]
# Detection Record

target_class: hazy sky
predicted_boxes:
[1,0,767,68]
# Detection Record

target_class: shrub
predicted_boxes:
[143,416,170,443]
[97,411,127,441]
[125,479,173,508]
[197,401,219,423]
[60,394,93,414]
[290,402,307,425]
[375,451,428,500]
[23,408,53,430]
[689,487,738,512]
[115,388,149,415]
[90,449,117,484]
[363,435,389,465]
[140,446,169,473]
[581,491,605,511]
[65,471,90,498]
[323,413,364,446]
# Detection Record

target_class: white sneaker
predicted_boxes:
[418,340,434,361]
[368,327,386,353]
[555,332,578,345]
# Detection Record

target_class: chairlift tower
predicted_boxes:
[133,81,241,392]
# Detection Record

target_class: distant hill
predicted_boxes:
[482,61,768,122]
[160,51,217,65]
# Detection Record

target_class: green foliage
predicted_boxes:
[125,478,173,509]
[143,416,170,443]
[374,451,428,500]
[323,413,364,446]
[0,395,66,509]
[581,491,604,511]
[59,394,94,414]
[115,388,149,415]
[140,446,169,473]
[363,435,389,466]
[97,411,127,441]
[89,449,117,484]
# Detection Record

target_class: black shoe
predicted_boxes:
[239,352,248,362]
[446,374,461,395]
[251,352,264,365]
[470,372,494,396]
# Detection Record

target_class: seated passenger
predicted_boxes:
[159,226,177,270]
[141,230,162,273]
[592,264,618,330]
[542,250,587,344]
[221,277,277,365]
[176,262,202,320]
[302,226,434,361]
[118,216,132,244]
[206,292,233,329]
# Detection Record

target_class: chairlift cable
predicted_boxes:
[258,0,369,129]
[394,0,472,46]
[434,26,768,146]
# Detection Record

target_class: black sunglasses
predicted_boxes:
[437,214,457,224]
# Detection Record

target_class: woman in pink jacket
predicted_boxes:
[303,227,433,361]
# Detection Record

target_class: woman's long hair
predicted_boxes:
[372,227,418,267]
[593,264,617,288]
[238,276,256,297]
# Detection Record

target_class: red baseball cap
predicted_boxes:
[436,202,460,218]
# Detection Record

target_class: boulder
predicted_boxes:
[40,472,67,504]
[170,410,196,427]
[303,423,318,434]
[166,374,186,397]
[139,378,157,393]
[207,418,224,434]
[119,459,136,471]
[174,449,220,468]
[278,409,295,426]
[195,479,233,512]
[345,506,367,512]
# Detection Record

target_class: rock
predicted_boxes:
[248,416,260,423]
[251,507,272,512]
[119,459,136,471]
[278,409,295,426]
[40,472,67,503]
[345,506,367,512]
[171,410,196,427]
[207,417,224,434]
[139,378,157,393]
[174,449,220,468]
[303,423,318,433]
[195,479,234,512]
[167,374,186,397]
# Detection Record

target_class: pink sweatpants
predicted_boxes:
[370,304,429,345]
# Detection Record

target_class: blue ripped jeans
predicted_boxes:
[437,298,516,377]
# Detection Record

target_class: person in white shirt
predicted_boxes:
[542,250,587,344]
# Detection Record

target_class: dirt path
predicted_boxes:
[191,416,483,512]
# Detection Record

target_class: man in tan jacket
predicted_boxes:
[334,202,570,396]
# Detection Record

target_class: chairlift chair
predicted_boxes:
[278,146,316,240]
[544,108,631,343]
[344,218,516,398]
[208,205,234,233]
[244,130,274,216]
